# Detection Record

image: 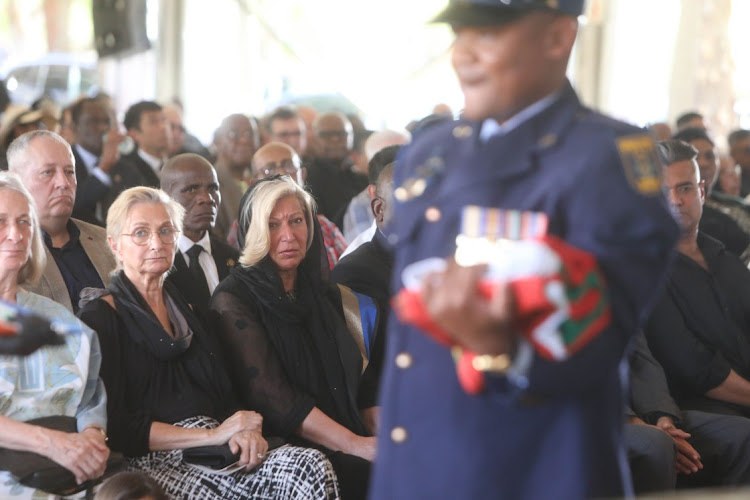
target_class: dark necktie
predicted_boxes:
[186,244,211,310]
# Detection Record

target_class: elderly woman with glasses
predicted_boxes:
[77,186,339,499]
[0,172,109,498]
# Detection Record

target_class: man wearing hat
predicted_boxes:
[370,1,679,498]
[0,106,45,169]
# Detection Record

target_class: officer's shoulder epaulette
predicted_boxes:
[401,118,467,167]
[576,108,662,197]
[412,118,468,143]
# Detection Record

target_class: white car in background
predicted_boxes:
[1,53,98,107]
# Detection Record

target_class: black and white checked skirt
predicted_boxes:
[127,416,340,499]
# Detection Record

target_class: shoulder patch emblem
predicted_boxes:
[616,135,662,196]
[452,125,472,139]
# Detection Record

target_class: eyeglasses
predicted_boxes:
[227,130,255,141]
[258,160,300,178]
[121,227,179,246]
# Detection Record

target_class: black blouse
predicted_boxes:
[78,278,239,457]
[210,266,368,442]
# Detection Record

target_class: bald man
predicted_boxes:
[161,153,239,316]
[252,142,348,268]
[306,112,369,229]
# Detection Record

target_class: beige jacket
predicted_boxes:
[24,218,116,313]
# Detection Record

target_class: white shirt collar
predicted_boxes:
[479,90,563,143]
[138,148,163,172]
[178,232,212,257]
[74,144,98,173]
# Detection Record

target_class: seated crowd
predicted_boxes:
[2,96,750,499]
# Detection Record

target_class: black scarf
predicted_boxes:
[83,271,237,417]
[231,236,367,436]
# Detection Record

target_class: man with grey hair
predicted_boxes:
[305,112,368,229]
[7,130,116,313]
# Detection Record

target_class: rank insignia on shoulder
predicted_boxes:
[394,155,445,202]
[616,134,662,196]
[452,125,473,139]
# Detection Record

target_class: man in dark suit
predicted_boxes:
[331,162,395,426]
[105,101,170,213]
[305,112,368,229]
[331,162,394,305]
[161,153,238,317]
[69,96,128,225]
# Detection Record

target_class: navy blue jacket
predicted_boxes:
[370,83,679,500]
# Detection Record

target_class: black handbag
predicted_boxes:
[182,444,240,469]
[0,416,125,495]
[183,436,286,470]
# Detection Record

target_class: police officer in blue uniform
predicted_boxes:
[370,1,680,498]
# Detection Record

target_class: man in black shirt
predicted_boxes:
[647,139,750,417]
[673,127,750,263]
[627,330,750,491]
[305,112,368,229]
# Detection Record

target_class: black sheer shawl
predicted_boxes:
[211,176,367,440]
[78,271,239,456]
